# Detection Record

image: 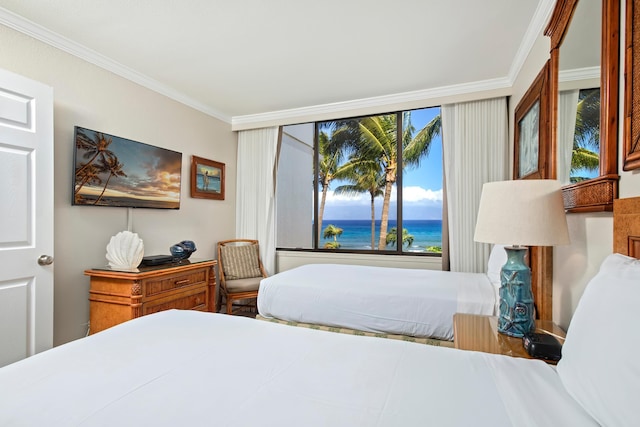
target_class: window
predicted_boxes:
[276,107,443,255]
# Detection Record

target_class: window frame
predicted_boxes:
[303,110,441,257]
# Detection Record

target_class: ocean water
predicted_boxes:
[320,219,442,252]
[196,173,221,193]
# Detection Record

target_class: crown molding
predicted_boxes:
[507,0,556,84]
[559,66,600,82]
[231,76,512,130]
[0,7,231,123]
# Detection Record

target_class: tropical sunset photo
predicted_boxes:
[73,127,182,209]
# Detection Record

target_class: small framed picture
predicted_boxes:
[191,156,225,200]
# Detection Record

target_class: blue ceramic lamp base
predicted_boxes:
[498,246,535,337]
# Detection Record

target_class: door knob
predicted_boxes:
[38,255,54,266]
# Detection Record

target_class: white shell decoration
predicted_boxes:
[105,231,144,270]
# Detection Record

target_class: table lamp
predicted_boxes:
[474,180,569,337]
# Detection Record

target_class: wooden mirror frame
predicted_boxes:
[624,0,640,170]
[546,0,620,212]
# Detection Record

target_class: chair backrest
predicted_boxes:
[217,239,266,283]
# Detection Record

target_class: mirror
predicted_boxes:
[558,0,601,185]
[546,0,619,212]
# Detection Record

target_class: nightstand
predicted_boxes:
[453,313,566,364]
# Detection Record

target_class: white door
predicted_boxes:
[0,68,54,367]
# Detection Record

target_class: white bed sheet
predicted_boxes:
[0,310,596,427]
[258,263,497,340]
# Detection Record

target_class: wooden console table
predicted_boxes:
[86,259,216,334]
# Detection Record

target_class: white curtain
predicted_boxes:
[557,90,579,185]
[236,127,280,275]
[442,97,509,273]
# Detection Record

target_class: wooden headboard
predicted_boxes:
[613,197,640,259]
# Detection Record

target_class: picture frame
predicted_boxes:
[190,156,225,200]
[514,62,550,180]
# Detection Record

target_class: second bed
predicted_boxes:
[257,246,505,342]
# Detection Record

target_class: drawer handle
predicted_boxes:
[174,279,190,285]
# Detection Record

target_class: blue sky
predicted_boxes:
[323,107,444,221]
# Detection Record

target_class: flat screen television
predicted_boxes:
[72,126,182,209]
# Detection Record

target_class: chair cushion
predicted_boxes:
[225,276,261,293]
[220,244,263,280]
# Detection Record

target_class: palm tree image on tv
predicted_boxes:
[73,127,182,209]
[318,111,441,251]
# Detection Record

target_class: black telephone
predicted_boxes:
[522,332,563,362]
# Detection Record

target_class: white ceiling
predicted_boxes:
[0,0,554,124]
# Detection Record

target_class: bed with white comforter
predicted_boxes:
[258,263,498,340]
[0,310,593,426]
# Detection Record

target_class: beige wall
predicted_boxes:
[0,25,237,345]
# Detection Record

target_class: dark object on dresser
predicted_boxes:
[170,240,197,260]
[140,255,174,266]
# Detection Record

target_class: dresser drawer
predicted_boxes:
[142,286,208,315]
[144,268,208,297]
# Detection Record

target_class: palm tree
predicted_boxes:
[570,147,599,182]
[74,163,102,199]
[571,88,600,181]
[317,131,349,237]
[573,88,600,149]
[329,112,441,250]
[74,130,115,179]
[322,224,343,249]
[333,160,385,250]
[385,227,414,249]
[94,154,127,205]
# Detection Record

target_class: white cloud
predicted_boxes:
[321,186,443,220]
[402,186,443,203]
[325,190,370,205]
[325,186,442,204]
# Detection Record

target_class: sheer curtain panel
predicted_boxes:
[442,97,508,273]
[236,127,280,275]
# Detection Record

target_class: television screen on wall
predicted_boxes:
[72,126,182,209]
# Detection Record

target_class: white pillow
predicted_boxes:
[556,253,640,427]
[486,244,507,287]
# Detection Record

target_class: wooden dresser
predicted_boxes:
[85,259,217,334]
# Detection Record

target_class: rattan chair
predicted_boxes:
[217,239,267,315]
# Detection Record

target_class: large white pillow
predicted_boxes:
[486,244,507,287]
[557,253,640,427]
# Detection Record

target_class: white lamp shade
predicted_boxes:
[474,179,570,246]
